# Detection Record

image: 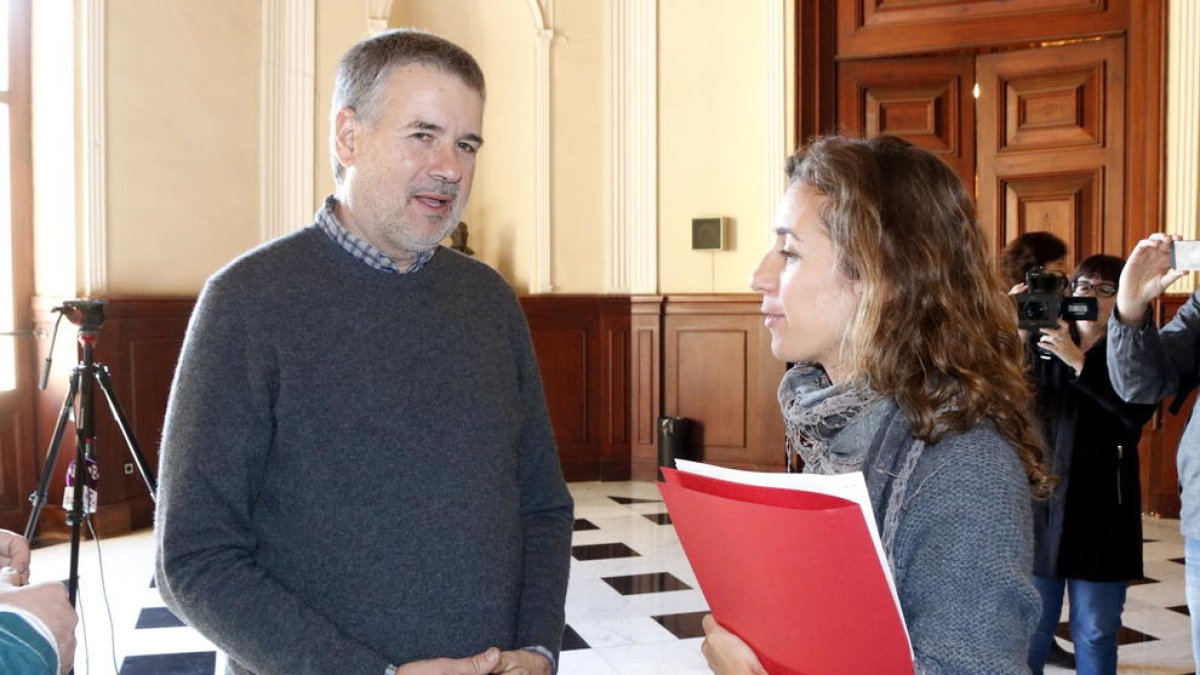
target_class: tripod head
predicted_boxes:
[54,299,107,332]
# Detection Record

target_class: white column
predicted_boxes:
[81,0,107,295]
[533,25,555,293]
[260,0,315,242]
[1167,0,1200,292]
[608,0,657,294]
[367,0,393,35]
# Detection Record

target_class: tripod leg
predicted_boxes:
[24,369,80,541]
[94,365,157,498]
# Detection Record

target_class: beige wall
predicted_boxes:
[103,0,260,295]
[547,0,607,294]
[33,1,793,298]
[659,0,778,294]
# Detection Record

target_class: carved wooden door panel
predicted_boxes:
[977,38,1126,261]
[837,55,976,194]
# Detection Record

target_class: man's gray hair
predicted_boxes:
[329,28,485,184]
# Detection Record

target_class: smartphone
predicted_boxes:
[1172,240,1200,270]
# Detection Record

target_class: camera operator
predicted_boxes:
[1107,232,1200,673]
[1024,254,1154,675]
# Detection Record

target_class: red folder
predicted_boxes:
[659,466,913,675]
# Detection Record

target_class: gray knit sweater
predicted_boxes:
[154,226,574,674]
[859,404,1039,674]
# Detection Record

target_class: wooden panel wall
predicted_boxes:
[631,297,663,478]
[976,38,1125,259]
[630,295,788,479]
[837,55,975,189]
[32,297,193,538]
[837,0,1128,58]
[520,295,630,482]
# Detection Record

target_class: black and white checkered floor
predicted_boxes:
[27,481,1199,674]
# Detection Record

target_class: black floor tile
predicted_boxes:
[1129,576,1159,586]
[608,496,661,505]
[573,518,600,531]
[572,542,641,561]
[1171,556,1188,565]
[1056,622,1159,645]
[149,575,156,588]
[603,572,691,595]
[120,652,216,675]
[652,611,708,639]
[562,624,589,651]
[1169,604,1191,616]
[135,606,186,629]
[642,512,672,525]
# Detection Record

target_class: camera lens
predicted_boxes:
[1022,302,1048,321]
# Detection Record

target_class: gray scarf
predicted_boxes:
[778,364,884,474]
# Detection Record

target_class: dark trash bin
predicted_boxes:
[657,416,694,478]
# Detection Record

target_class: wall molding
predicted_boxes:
[260,1,315,243]
[1167,0,1200,292]
[528,1,556,293]
[81,0,107,294]
[366,0,393,35]
[608,0,657,294]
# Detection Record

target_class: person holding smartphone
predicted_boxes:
[1107,233,1200,672]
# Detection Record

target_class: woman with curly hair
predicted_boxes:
[702,135,1048,674]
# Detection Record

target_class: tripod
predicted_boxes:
[24,299,158,607]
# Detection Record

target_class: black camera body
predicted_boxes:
[1014,266,1098,329]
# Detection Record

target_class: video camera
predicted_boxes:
[1014,266,1098,330]
[54,299,108,332]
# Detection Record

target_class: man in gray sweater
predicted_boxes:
[154,29,574,675]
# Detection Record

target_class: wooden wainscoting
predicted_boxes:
[520,295,631,482]
[630,295,788,480]
[32,296,194,539]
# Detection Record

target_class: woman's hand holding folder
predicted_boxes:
[701,614,769,675]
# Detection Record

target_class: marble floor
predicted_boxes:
[24,480,1198,674]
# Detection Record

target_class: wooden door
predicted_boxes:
[837,55,976,193]
[977,38,1126,261]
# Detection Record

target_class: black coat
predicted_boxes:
[1031,335,1156,581]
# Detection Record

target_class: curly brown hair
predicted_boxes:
[786,135,1051,498]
